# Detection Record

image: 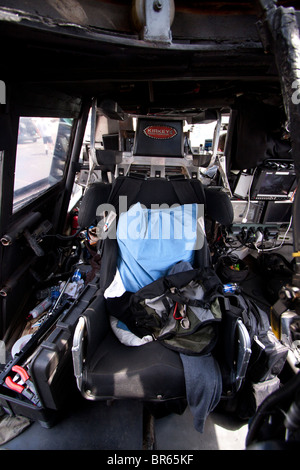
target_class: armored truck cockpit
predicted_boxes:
[0,0,300,451]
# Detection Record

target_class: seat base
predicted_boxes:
[82,330,186,401]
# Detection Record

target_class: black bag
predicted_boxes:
[217,291,288,415]
[108,265,224,356]
[216,255,249,283]
[222,293,288,380]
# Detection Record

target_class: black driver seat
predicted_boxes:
[72,175,237,407]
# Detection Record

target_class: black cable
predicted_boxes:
[41,226,84,241]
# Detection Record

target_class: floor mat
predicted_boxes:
[1,394,144,450]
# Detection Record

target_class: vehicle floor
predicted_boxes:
[1,391,249,450]
[1,256,275,451]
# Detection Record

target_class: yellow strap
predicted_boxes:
[292,251,300,258]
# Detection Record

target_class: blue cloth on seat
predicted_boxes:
[117,202,198,292]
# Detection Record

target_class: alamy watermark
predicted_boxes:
[291,79,300,104]
[95,196,205,251]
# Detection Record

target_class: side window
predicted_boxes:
[13,117,73,212]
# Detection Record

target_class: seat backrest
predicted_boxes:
[90,176,232,290]
[78,177,233,228]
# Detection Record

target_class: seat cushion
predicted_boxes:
[83,330,186,401]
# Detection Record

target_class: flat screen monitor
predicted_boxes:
[251,168,296,200]
[262,201,292,224]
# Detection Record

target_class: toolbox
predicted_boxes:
[0,274,99,427]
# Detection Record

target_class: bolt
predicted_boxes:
[153,0,162,12]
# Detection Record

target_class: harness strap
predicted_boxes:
[170,179,206,205]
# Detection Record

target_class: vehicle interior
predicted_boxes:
[0,0,300,451]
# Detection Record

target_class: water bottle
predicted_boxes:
[72,269,81,283]
[223,283,239,294]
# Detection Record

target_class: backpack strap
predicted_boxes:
[164,267,223,309]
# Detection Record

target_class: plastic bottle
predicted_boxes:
[72,269,81,283]
[223,283,239,294]
[27,296,52,320]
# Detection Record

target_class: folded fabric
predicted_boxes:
[117,202,198,292]
[180,353,222,433]
[110,316,153,346]
[171,262,223,433]
[104,268,126,298]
